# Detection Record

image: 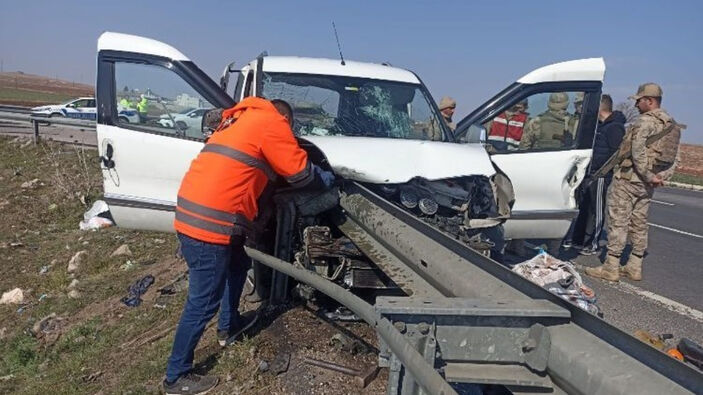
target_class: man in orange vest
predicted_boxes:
[164,97,334,395]
[487,99,529,151]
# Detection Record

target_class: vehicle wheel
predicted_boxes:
[118,116,129,123]
[175,120,188,131]
[48,112,64,118]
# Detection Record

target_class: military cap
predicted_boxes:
[547,92,569,111]
[629,83,663,100]
[439,96,456,110]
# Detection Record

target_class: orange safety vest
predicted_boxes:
[174,97,313,245]
[488,112,527,149]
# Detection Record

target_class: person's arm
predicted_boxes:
[630,118,657,183]
[606,123,625,152]
[260,116,314,187]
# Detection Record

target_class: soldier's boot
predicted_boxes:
[585,254,620,282]
[620,253,643,281]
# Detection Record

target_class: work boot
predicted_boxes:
[163,373,218,395]
[620,254,643,281]
[585,254,620,282]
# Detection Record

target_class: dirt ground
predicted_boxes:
[677,143,703,177]
[0,72,93,107]
[0,136,386,394]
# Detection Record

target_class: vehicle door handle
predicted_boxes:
[100,142,115,169]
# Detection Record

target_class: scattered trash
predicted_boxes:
[154,272,188,308]
[633,330,672,350]
[31,313,66,345]
[512,251,599,315]
[1,288,25,305]
[20,178,40,189]
[667,348,685,361]
[269,352,290,375]
[110,244,133,258]
[121,275,155,307]
[67,250,87,273]
[79,200,114,230]
[678,338,703,370]
[48,203,58,211]
[257,360,270,373]
[324,306,360,322]
[0,374,15,382]
[10,242,24,248]
[38,293,47,302]
[329,332,367,355]
[303,357,380,388]
[39,266,49,274]
[153,238,166,244]
[120,260,135,271]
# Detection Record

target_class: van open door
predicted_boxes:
[455,58,605,241]
[96,32,234,231]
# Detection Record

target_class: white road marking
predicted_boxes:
[648,222,703,239]
[616,281,703,324]
[651,199,675,206]
[574,263,703,323]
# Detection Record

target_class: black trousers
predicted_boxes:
[565,176,610,249]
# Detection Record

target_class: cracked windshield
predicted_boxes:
[262,73,445,141]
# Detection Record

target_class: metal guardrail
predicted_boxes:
[0,104,33,114]
[0,110,96,144]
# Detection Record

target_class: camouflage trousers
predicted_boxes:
[606,177,654,256]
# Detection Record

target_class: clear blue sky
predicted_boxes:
[2,1,701,143]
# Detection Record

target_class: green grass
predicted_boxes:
[671,172,703,186]
[0,88,78,105]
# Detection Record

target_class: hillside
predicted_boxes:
[0,72,93,107]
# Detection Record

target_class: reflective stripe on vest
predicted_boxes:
[175,209,233,237]
[489,112,527,145]
[201,143,277,180]
[285,160,314,187]
[177,196,253,229]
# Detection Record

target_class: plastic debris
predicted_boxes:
[121,275,155,307]
[512,251,599,315]
[110,244,133,257]
[0,288,24,305]
[79,200,114,230]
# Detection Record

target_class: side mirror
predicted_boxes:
[201,108,224,137]
[67,103,76,108]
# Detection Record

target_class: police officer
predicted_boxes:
[163,97,334,394]
[438,96,457,131]
[586,83,681,282]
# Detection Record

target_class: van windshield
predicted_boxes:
[261,72,446,141]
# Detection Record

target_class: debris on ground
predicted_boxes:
[269,352,291,375]
[68,289,80,299]
[68,279,79,289]
[154,272,188,309]
[303,357,380,388]
[257,360,270,373]
[329,332,368,355]
[678,338,703,370]
[79,200,114,230]
[0,288,25,305]
[120,260,135,271]
[39,265,49,274]
[20,178,40,189]
[31,313,66,344]
[110,244,132,258]
[634,329,673,350]
[67,250,87,273]
[120,275,155,307]
[512,251,599,315]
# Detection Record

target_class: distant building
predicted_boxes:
[175,93,202,108]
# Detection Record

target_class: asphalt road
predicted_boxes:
[561,186,703,347]
[2,121,702,349]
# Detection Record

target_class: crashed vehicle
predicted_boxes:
[95,32,603,297]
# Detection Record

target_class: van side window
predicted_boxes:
[113,62,214,140]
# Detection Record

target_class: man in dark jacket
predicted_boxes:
[563,94,625,254]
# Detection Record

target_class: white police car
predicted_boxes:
[31,96,140,123]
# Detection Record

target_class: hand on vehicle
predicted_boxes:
[313,165,335,189]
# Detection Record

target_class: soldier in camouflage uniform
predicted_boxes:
[520,92,576,150]
[586,83,682,282]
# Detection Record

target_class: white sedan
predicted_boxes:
[157,108,210,132]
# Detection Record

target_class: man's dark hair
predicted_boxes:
[600,94,613,112]
[271,99,294,122]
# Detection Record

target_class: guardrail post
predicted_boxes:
[33,119,40,144]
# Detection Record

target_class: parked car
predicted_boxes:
[157,107,211,135]
[32,97,96,119]
[95,32,603,256]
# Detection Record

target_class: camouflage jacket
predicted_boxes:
[615,108,681,183]
[519,110,575,150]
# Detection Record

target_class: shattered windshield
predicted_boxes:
[262,72,446,141]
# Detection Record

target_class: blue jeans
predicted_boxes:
[165,233,250,382]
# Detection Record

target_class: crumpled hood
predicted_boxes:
[301,136,496,183]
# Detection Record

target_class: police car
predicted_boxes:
[31,96,140,123]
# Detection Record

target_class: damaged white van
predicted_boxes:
[95,32,604,265]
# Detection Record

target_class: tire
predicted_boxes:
[48,112,64,118]
[118,116,129,123]
[175,120,188,131]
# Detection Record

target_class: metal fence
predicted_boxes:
[0,106,96,145]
